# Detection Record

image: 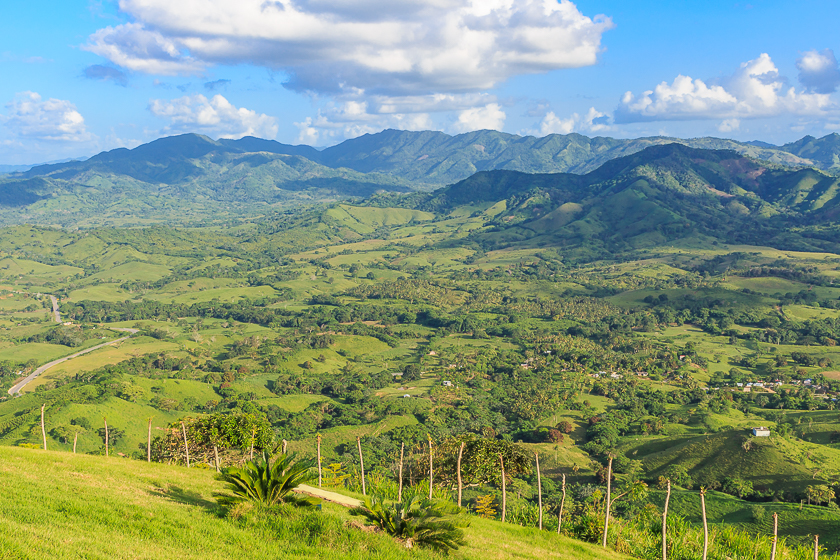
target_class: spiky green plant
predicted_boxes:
[214,451,320,508]
[350,494,469,553]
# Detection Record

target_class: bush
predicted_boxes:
[350,494,468,553]
[215,451,320,508]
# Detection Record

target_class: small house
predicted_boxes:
[442,380,453,387]
[751,427,771,437]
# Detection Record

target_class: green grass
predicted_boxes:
[0,342,76,363]
[22,337,181,393]
[0,446,629,560]
[621,430,840,495]
[651,489,840,549]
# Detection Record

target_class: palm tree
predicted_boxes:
[350,494,468,552]
[214,451,319,508]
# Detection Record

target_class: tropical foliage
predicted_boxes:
[350,494,469,552]
[215,451,320,508]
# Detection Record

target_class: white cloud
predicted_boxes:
[85,23,205,76]
[294,99,436,145]
[539,111,576,135]
[453,103,506,133]
[616,54,836,123]
[797,49,840,94]
[86,0,612,95]
[718,118,740,132]
[1,92,93,142]
[529,106,610,136]
[148,94,278,139]
[293,92,506,144]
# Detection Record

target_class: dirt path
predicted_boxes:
[294,484,362,507]
[7,336,131,396]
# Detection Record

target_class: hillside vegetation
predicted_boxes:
[0,446,625,560]
[2,130,840,227]
[2,141,840,556]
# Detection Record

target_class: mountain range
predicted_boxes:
[417,143,840,256]
[2,129,840,232]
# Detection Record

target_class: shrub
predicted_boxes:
[215,451,320,508]
[350,494,468,553]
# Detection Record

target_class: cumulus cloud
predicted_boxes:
[292,92,508,144]
[531,107,610,136]
[83,64,129,86]
[85,22,205,75]
[2,92,94,142]
[294,99,436,145]
[85,0,612,95]
[148,94,278,139]
[616,54,836,123]
[797,49,840,94]
[718,118,740,132]
[453,103,506,133]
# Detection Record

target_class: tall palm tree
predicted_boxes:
[214,451,319,508]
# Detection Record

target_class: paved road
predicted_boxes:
[10,291,60,323]
[49,295,60,323]
[7,336,131,396]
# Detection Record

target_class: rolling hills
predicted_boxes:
[416,143,840,256]
[3,130,840,228]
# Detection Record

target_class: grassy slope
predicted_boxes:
[0,447,627,560]
[649,489,840,549]
[621,431,840,496]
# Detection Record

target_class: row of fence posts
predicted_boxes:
[36,405,824,558]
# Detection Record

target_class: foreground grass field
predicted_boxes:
[0,446,627,560]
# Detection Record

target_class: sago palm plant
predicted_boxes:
[350,494,468,552]
[214,451,320,508]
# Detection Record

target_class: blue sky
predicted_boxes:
[2,0,840,164]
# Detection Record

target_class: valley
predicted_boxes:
[1,134,840,557]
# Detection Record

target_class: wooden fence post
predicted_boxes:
[357,436,366,495]
[316,434,323,488]
[398,442,405,502]
[814,535,820,560]
[104,418,109,458]
[213,445,220,472]
[770,512,778,560]
[147,418,152,463]
[428,436,434,500]
[181,421,190,468]
[700,488,709,560]
[40,404,47,451]
[663,480,671,560]
[499,453,506,523]
[457,442,465,508]
[73,431,78,454]
[282,439,288,454]
[602,455,613,548]
[557,473,566,533]
[535,452,543,530]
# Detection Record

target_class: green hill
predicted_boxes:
[621,429,840,496]
[418,143,840,255]
[311,129,823,183]
[0,446,626,560]
[0,134,417,227]
[4,129,840,229]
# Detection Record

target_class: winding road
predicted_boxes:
[49,295,60,323]
[7,335,132,396]
[9,291,61,323]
